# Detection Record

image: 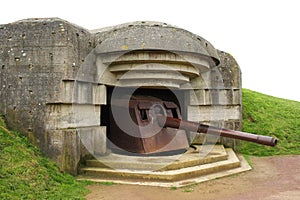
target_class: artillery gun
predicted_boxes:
[108,96,277,154]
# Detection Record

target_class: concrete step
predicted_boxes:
[78,147,249,186]
[84,145,228,171]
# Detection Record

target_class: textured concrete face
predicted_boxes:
[0,18,242,174]
[0,18,94,174]
[93,21,219,64]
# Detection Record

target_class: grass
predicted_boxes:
[0,116,90,199]
[183,188,194,192]
[241,89,300,156]
[170,186,177,190]
[97,182,115,186]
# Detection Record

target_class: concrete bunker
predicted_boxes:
[0,19,242,176]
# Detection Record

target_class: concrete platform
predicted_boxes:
[84,145,228,171]
[77,145,251,187]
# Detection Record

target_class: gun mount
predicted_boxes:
[108,96,277,155]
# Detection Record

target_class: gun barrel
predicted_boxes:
[158,116,277,147]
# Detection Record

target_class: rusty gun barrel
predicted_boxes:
[157,116,277,147]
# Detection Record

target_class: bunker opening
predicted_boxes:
[101,87,189,155]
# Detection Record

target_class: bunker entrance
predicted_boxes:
[101,87,189,155]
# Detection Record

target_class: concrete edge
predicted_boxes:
[77,151,252,188]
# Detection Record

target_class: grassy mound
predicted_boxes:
[0,117,89,199]
[241,89,300,156]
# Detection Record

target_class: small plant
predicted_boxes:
[183,188,194,192]
[182,184,197,193]
[170,186,177,190]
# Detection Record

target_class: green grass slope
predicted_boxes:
[241,89,300,156]
[0,117,89,199]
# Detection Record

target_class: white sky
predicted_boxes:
[1,0,299,101]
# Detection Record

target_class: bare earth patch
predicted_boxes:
[86,155,300,200]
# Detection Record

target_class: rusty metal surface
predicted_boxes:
[108,96,189,155]
[108,95,276,156]
[157,116,278,147]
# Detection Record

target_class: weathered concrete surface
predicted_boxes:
[0,18,242,174]
[93,21,219,64]
[77,146,251,187]
[84,145,228,171]
[0,18,94,174]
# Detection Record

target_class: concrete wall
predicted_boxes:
[0,18,242,174]
[186,51,242,146]
[0,18,94,174]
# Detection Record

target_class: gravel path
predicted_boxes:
[86,155,300,200]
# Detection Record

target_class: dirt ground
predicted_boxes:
[86,155,300,200]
